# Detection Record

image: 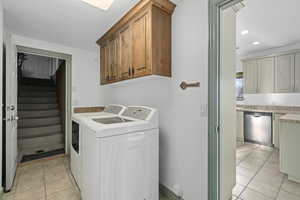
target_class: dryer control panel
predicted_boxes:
[121,106,152,120]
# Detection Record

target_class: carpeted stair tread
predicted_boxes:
[18,103,58,111]
[18,97,57,104]
[18,91,57,97]
[19,133,64,149]
[19,109,60,119]
[18,124,62,139]
[18,117,61,128]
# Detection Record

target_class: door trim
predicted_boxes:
[208,0,242,199]
[16,45,72,154]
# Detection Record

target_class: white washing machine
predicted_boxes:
[70,105,126,189]
[81,106,159,200]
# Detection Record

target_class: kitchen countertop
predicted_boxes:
[236,105,300,114]
[280,114,300,123]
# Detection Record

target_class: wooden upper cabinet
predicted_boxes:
[119,25,132,80]
[97,0,176,85]
[132,11,151,77]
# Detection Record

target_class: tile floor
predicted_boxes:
[233,142,300,200]
[2,155,80,200]
[2,155,170,200]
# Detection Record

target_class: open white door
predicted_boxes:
[3,33,18,191]
[220,6,237,200]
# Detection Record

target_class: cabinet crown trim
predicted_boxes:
[96,0,176,45]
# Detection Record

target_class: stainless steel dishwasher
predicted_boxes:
[244,112,273,147]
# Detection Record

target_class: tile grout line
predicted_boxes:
[237,145,275,199]
[275,170,285,199]
[236,144,260,199]
[236,143,259,166]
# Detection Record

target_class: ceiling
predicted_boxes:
[236,0,300,56]
[3,0,140,51]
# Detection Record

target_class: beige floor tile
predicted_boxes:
[232,184,245,197]
[47,188,80,200]
[277,190,300,200]
[44,157,66,168]
[45,167,69,183]
[17,178,44,193]
[239,157,265,170]
[45,176,73,196]
[236,165,258,179]
[2,193,15,200]
[240,188,273,200]
[248,179,280,199]
[253,170,284,189]
[236,173,252,186]
[248,149,272,160]
[14,186,45,200]
[282,178,300,197]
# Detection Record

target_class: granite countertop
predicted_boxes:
[236,105,300,114]
[280,114,300,123]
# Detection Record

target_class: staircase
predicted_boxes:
[18,77,65,157]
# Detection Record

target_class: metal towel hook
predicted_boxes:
[180,81,200,90]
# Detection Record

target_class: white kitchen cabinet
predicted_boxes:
[275,54,295,93]
[273,113,284,149]
[280,121,300,183]
[236,111,244,143]
[244,59,258,94]
[295,53,300,92]
[257,57,275,93]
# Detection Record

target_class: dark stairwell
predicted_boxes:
[18,77,65,160]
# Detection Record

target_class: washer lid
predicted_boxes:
[92,117,133,124]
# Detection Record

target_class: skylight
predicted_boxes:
[81,0,114,10]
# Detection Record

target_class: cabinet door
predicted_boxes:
[119,25,132,79]
[273,113,284,149]
[257,57,275,93]
[295,53,300,92]
[100,44,110,84]
[100,46,106,84]
[132,12,151,77]
[243,60,258,93]
[236,111,244,143]
[108,38,119,81]
[275,54,295,93]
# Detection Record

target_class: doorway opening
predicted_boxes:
[2,45,72,192]
[17,53,66,162]
[210,0,300,199]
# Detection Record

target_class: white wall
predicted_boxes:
[12,34,102,108]
[99,0,208,199]
[238,42,300,106]
[0,0,3,191]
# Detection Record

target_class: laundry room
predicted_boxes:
[0,0,207,200]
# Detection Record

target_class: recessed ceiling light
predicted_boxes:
[241,30,249,35]
[81,0,114,10]
[252,41,260,45]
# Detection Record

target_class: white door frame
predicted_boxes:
[16,45,72,154]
